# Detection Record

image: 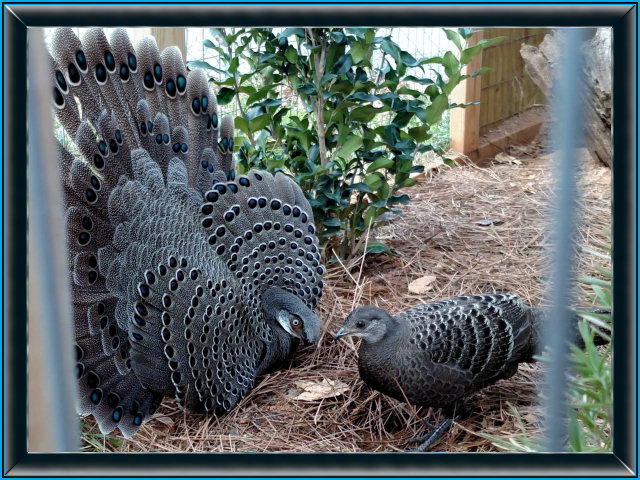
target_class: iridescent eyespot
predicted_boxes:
[67,63,80,84]
[53,87,64,107]
[75,50,87,71]
[166,79,176,97]
[143,72,154,89]
[128,53,137,71]
[95,64,107,83]
[153,63,162,82]
[176,74,186,92]
[119,64,130,81]
[104,51,115,71]
[55,71,67,91]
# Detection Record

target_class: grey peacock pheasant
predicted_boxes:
[336,293,609,450]
[50,28,325,437]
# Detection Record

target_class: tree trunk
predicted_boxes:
[520,28,612,167]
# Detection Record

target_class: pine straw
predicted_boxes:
[81,146,612,453]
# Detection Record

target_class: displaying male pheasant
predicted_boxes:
[336,293,610,450]
[49,28,325,437]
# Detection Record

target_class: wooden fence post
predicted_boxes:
[151,27,186,59]
[449,32,484,159]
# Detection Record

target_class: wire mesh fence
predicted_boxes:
[184,27,453,122]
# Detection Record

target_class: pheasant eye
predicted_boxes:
[355,320,366,329]
[290,316,303,330]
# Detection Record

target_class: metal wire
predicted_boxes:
[27,29,80,452]
[542,27,587,452]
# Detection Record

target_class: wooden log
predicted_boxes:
[520,29,611,167]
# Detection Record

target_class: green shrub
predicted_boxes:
[192,28,502,259]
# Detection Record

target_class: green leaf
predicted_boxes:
[332,54,354,75]
[349,92,379,103]
[187,60,228,77]
[364,207,378,228]
[400,51,418,67]
[380,37,401,64]
[349,41,369,64]
[322,217,342,227]
[478,35,507,49]
[457,27,476,40]
[255,98,282,108]
[336,135,363,159]
[249,113,272,132]
[471,66,492,78]
[350,105,381,123]
[425,84,440,100]
[444,72,460,94]
[209,28,227,46]
[366,157,394,173]
[395,139,416,153]
[392,110,415,128]
[365,241,391,254]
[246,105,265,121]
[408,125,432,143]
[345,28,367,38]
[398,177,417,188]
[297,82,317,95]
[364,172,384,190]
[285,45,298,64]
[320,73,338,85]
[442,51,460,77]
[443,28,463,51]
[246,85,272,105]
[388,194,410,205]
[365,28,375,44]
[331,31,348,45]
[424,94,449,124]
[258,52,277,64]
[234,116,249,134]
[329,81,354,94]
[460,44,484,65]
[397,86,421,98]
[281,27,306,38]
[350,182,373,193]
[228,56,240,75]
[417,56,444,66]
[216,87,236,105]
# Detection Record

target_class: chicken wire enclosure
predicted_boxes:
[185,27,453,122]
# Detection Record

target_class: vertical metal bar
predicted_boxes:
[27,28,80,452]
[543,28,586,452]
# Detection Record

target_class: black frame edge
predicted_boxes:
[3,2,637,477]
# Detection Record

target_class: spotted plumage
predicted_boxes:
[337,294,605,410]
[50,28,324,437]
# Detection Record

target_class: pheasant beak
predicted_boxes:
[334,326,349,339]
